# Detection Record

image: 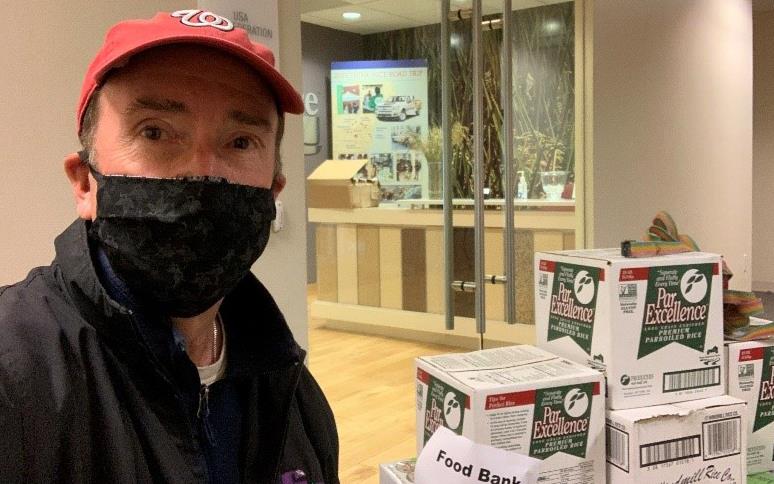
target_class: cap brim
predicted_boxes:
[94,35,304,115]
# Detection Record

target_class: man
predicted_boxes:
[0,10,338,484]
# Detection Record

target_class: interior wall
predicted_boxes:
[251,0,309,349]
[753,10,774,292]
[0,1,310,348]
[301,22,364,283]
[0,1,191,287]
[591,0,753,290]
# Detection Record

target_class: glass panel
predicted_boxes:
[302,1,580,480]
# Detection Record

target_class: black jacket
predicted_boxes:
[0,221,339,483]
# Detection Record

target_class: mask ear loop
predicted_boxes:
[78,150,102,178]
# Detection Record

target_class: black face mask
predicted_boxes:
[86,162,276,317]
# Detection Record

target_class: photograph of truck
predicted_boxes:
[376,95,422,121]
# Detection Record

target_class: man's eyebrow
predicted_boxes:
[123,97,188,115]
[229,110,273,130]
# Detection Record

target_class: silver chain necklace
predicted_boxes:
[212,314,221,363]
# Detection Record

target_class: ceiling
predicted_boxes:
[301,0,567,35]
[302,1,774,35]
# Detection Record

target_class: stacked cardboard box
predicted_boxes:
[726,340,774,474]
[414,345,606,483]
[534,249,747,483]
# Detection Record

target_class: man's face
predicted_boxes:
[88,44,280,195]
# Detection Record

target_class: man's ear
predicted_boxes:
[63,152,96,220]
[271,173,286,199]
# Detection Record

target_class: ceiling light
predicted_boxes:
[543,20,562,35]
[342,12,362,21]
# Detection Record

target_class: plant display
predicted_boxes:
[363,2,575,199]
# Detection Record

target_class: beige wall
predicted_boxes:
[0,1,309,348]
[0,1,190,286]
[253,0,309,349]
[591,0,753,290]
[754,10,774,292]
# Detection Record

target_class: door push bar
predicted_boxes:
[441,0,516,347]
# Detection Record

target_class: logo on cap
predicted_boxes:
[171,10,234,31]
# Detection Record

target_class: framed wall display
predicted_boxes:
[331,60,429,202]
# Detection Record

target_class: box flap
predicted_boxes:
[417,345,557,373]
[307,159,368,183]
[611,395,746,425]
[450,358,602,391]
[673,395,745,411]
[537,248,722,264]
[611,403,692,425]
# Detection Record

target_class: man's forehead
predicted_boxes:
[102,44,280,109]
[119,95,275,131]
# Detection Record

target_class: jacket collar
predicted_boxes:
[53,219,303,378]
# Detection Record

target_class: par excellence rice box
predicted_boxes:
[416,345,605,484]
[535,249,724,409]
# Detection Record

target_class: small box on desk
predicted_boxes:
[306,159,380,209]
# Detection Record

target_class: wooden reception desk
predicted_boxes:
[309,201,576,349]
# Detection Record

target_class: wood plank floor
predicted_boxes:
[306,286,458,483]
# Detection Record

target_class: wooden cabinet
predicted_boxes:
[309,206,576,348]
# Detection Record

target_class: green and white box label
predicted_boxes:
[529,383,596,459]
[638,264,715,358]
[754,346,774,432]
[418,367,468,446]
[545,261,602,355]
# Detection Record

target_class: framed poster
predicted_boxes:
[331,60,429,202]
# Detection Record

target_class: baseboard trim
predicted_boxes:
[753,281,774,293]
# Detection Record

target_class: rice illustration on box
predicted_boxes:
[415,345,605,484]
[726,341,774,473]
[535,249,724,410]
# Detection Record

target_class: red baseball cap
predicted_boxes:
[77,9,303,135]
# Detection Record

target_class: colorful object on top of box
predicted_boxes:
[727,317,774,342]
[726,340,774,474]
[306,159,381,209]
[415,345,605,484]
[534,248,725,410]
[621,210,764,335]
[606,395,747,484]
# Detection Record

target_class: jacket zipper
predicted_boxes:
[198,384,217,446]
[270,362,304,482]
[124,310,213,481]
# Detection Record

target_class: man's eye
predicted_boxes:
[141,126,163,141]
[232,137,253,150]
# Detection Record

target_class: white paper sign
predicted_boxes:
[415,427,540,484]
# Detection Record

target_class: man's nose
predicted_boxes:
[188,146,220,177]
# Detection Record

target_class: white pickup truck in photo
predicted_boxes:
[376,96,422,121]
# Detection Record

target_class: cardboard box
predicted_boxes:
[416,345,605,484]
[726,340,774,474]
[534,249,724,410]
[306,159,380,208]
[606,396,747,484]
[379,460,414,484]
